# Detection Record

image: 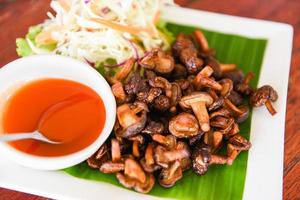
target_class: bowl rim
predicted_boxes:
[0,54,116,170]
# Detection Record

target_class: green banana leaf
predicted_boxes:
[64,22,267,200]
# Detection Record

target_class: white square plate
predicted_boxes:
[0,6,293,200]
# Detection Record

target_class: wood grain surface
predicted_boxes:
[0,0,299,199]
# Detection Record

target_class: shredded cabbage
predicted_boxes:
[20,0,175,65]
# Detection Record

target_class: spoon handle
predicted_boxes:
[0,131,59,144]
[0,132,35,142]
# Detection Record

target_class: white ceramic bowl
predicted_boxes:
[0,55,116,170]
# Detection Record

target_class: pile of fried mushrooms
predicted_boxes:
[87,30,278,193]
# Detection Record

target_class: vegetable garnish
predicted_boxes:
[16,0,175,66]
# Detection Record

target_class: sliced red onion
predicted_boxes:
[101,7,110,14]
[139,51,151,61]
[137,51,151,65]
[84,58,96,68]
[84,0,90,4]
[123,37,140,60]
[103,60,128,68]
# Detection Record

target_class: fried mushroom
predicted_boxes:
[137,87,162,104]
[116,102,148,138]
[219,78,233,98]
[227,134,251,165]
[250,85,278,115]
[224,99,249,123]
[169,112,200,138]
[173,33,204,74]
[194,66,223,91]
[116,172,155,193]
[142,120,164,135]
[180,92,213,132]
[100,161,125,174]
[152,134,177,150]
[192,143,211,175]
[153,95,171,111]
[193,30,209,52]
[139,48,175,74]
[158,160,183,188]
[203,131,223,152]
[87,143,110,169]
[112,81,127,104]
[235,72,254,95]
[124,72,148,95]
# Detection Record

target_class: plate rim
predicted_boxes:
[0,5,293,200]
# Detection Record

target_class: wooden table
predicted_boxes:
[0,0,299,199]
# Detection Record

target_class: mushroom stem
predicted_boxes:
[124,158,146,183]
[220,79,233,97]
[193,30,209,52]
[244,72,254,84]
[207,88,218,101]
[164,148,190,162]
[204,131,223,152]
[265,99,277,115]
[200,77,223,91]
[200,66,214,77]
[226,123,240,138]
[226,144,240,165]
[152,134,176,150]
[220,64,236,72]
[224,99,244,115]
[100,162,125,174]
[117,104,139,128]
[111,139,121,162]
[169,161,181,177]
[191,101,210,132]
[194,66,222,91]
[112,81,126,103]
[132,141,140,158]
[145,144,154,166]
[152,134,167,144]
[114,58,136,81]
[209,155,227,165]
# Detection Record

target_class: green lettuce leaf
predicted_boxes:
[16,25,56,57]
[95,58,122,77]
[27,26,43,42]
[16,38,33,57]
[157,20,175,46]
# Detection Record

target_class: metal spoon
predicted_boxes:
[0,131,60,144]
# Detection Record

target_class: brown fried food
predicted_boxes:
[116,102,148,138]
[86,29,278,194]
[250,85,278,115]
[173,33,204,74]
[169,112,200,138]
[192,143,211,175]
[180,92,213,132]
[139,48,175,74]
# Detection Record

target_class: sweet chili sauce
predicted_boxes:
[2,78,106,157]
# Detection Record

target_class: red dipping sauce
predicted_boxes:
[2,78,106,157]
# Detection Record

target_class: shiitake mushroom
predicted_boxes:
[86,29,278,194]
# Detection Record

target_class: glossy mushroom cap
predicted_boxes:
[194,66,223,91]
[179,92,213,109]
[139,48,175,74]
[180,92,214,132]
[250,85,278,115]
[250,85,278,106]
[169,112,200,138]
[192,143,211,175]
[116,102,148,138]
